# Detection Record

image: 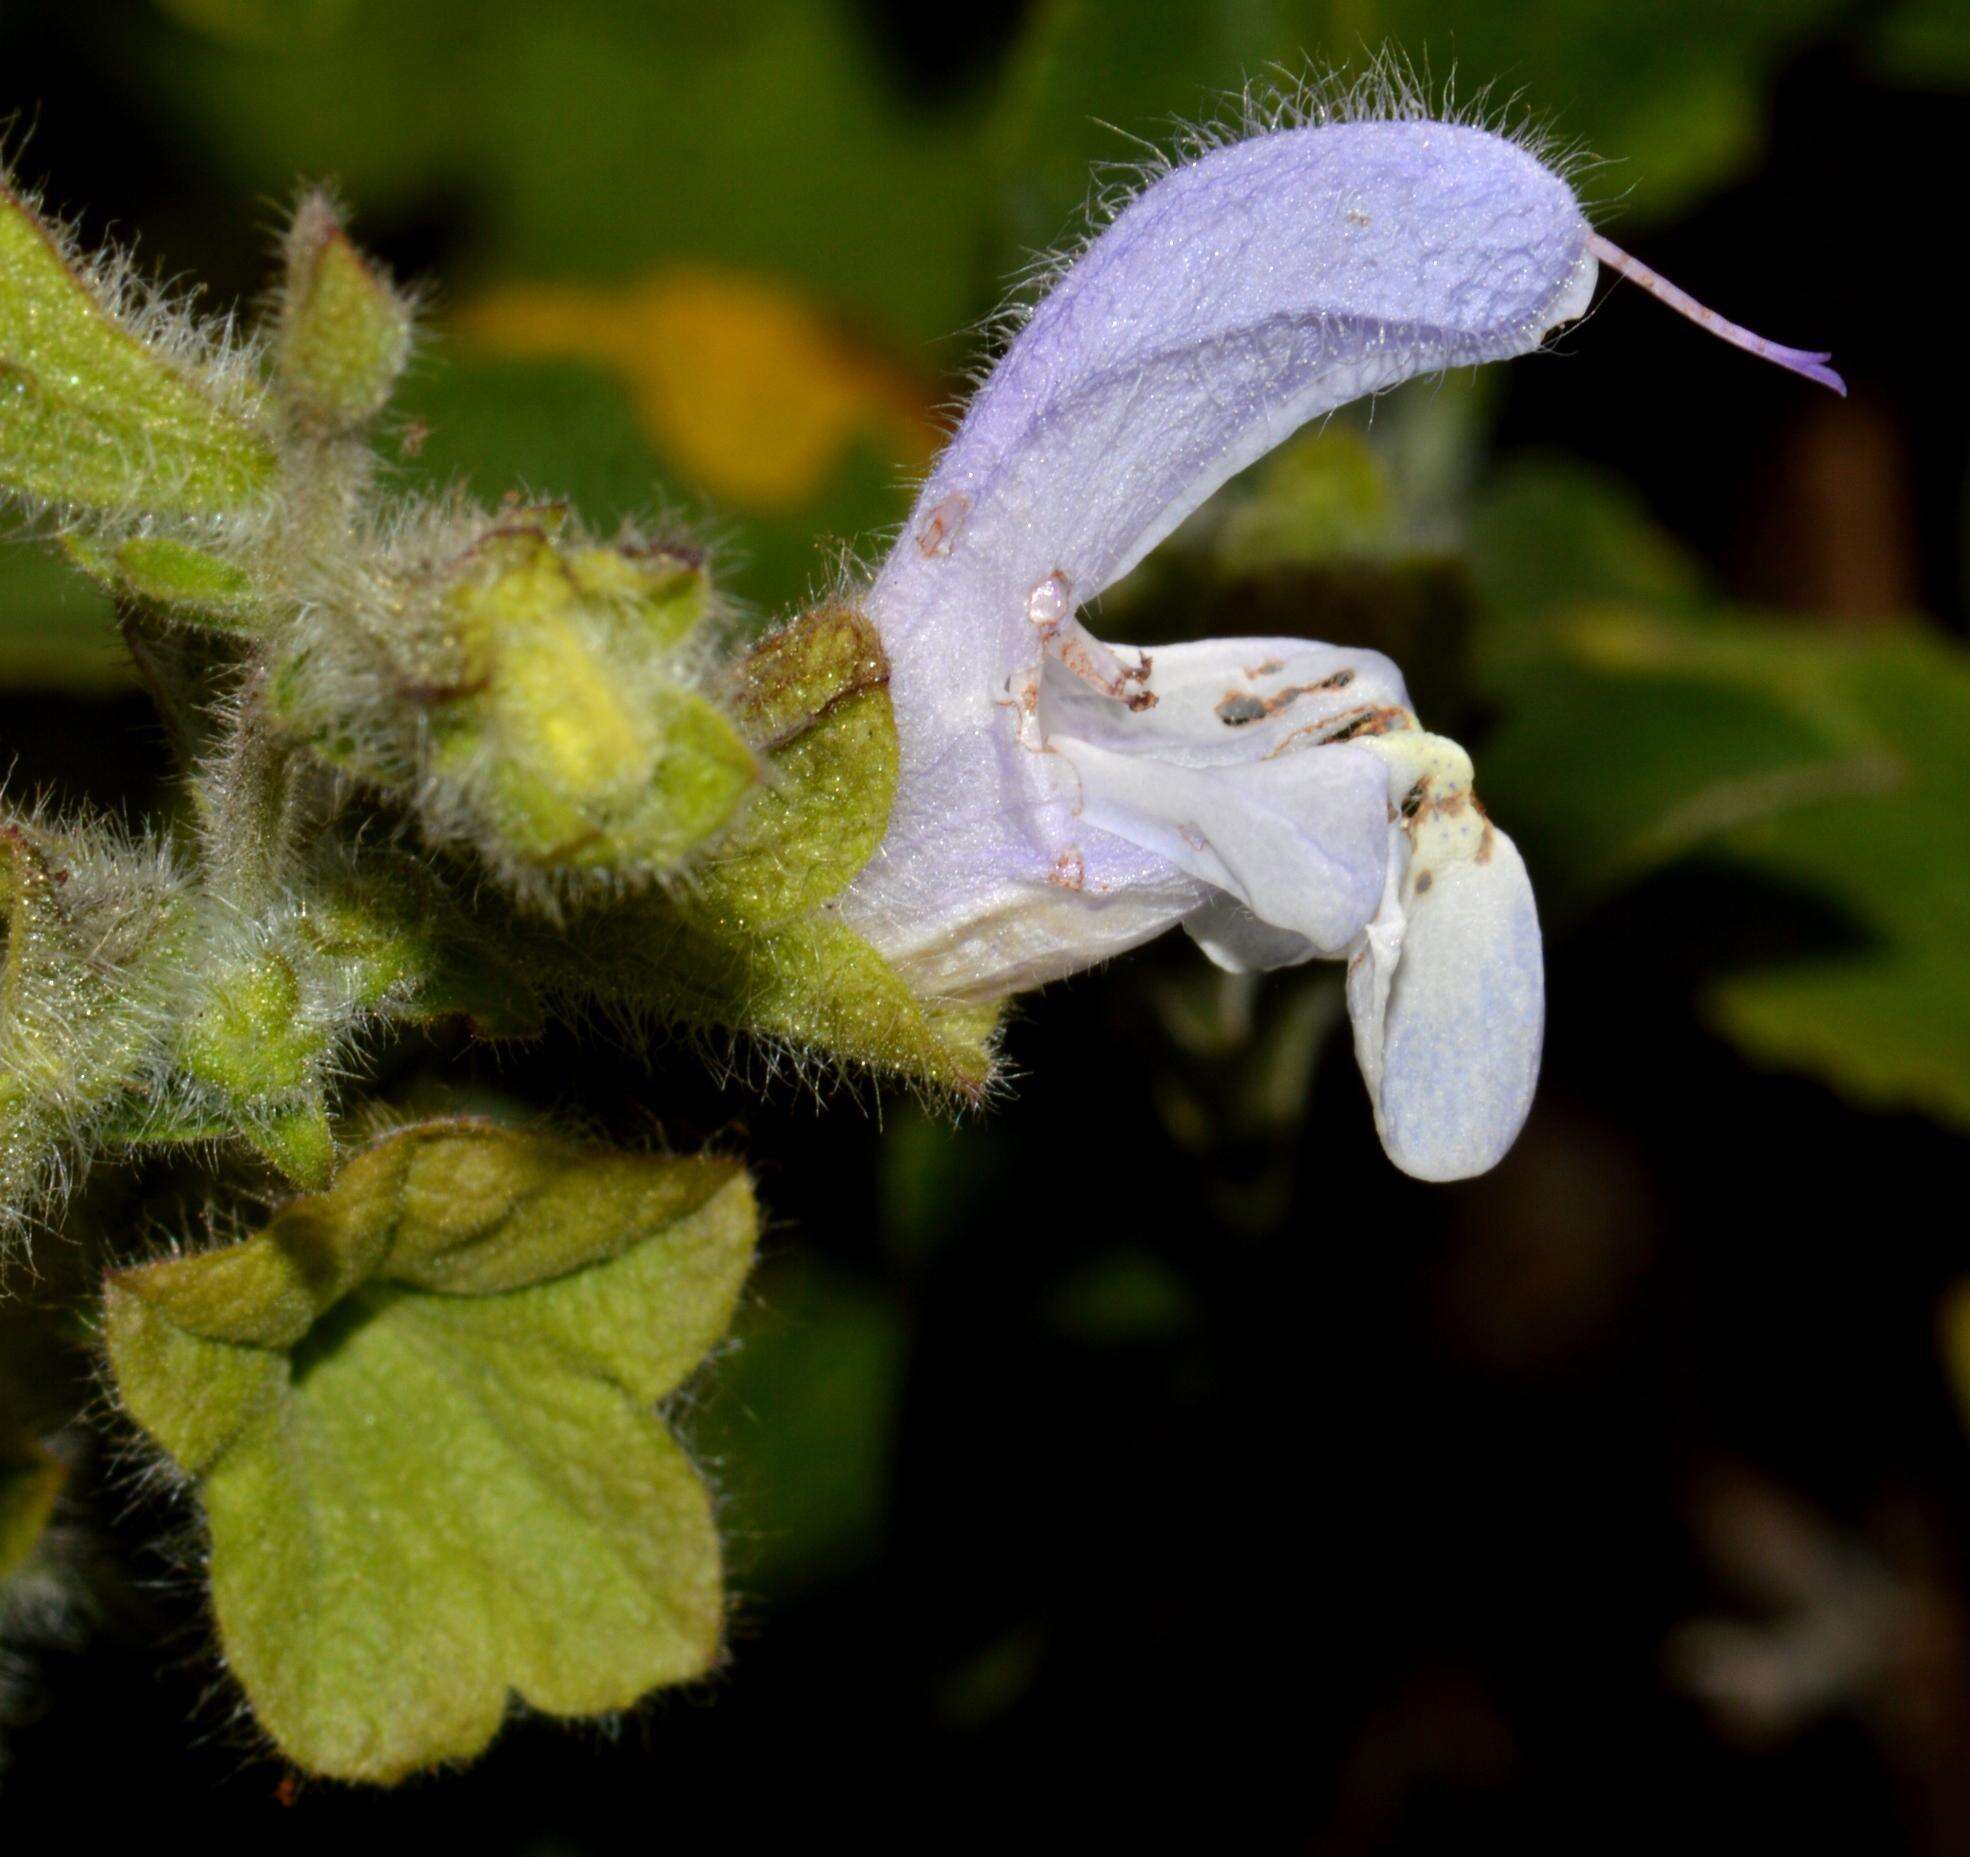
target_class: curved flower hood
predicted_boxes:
[833,115,1839,1181]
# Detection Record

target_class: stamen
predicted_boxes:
[1025,571,1156,709]
[1588,234,1846,397]
[1049,615,1156,711]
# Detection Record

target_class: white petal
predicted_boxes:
[1186,896,1337,973]
[1053,729,1392,957]
[1038,635,1412,768]
[1348,823,1544,1182]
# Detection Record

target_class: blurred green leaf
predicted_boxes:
[987,0,1303,256]
[1213,428,1397,573]
[150,0,990,339]
[104,1122,756,1783]
[1473,463,1970,1126]
[397,344,906,614]
[394,353,668,531]
[0,544,128,690]
[1620,617,1970,1128]
[1322,0,1848,225]
[1467,458,1707,662]
[1937,1277,1970,1444]
[1873,0,1970,89]
[1042,1253,1193,1345]
[0,1442,63,1586]
[990,0,1846,253]
[141,0,997,607]
[693,1257,907,1597]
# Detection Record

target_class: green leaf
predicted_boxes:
[1482,596,1970,1126]
[102,1121,756,1783]
[0,181,275,517]
[61,533,266,633]
[0,543,128,690]
[1469,459,1970,1128]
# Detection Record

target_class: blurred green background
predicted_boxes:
[6,0,1970,1849]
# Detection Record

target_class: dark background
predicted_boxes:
[5,1,1970,1849]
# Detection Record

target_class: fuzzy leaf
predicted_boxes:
[62,533,265,632]
[0,181,275,516]
[102,1121,755,1783]
[276,196,414,432]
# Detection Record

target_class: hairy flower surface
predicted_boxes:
[835,114,1839,1180]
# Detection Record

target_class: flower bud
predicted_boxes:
[274,513,758,895]
[274,194,415,436]
[1,817,188,1233]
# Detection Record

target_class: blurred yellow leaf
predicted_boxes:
[456,267,936,512]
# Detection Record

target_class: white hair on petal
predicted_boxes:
[971,51,1604,376]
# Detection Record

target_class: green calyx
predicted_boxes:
[176,946,322,1100]
[689,601,899,930]
[295,847,545,1040]
[524,603,999,1098]
[102,1120,757,1784]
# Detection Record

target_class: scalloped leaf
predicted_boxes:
[103,1122,756,1783]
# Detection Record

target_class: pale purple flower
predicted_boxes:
[835,114,1841,1180]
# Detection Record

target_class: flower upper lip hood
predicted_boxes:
[832,111,1838,1181]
